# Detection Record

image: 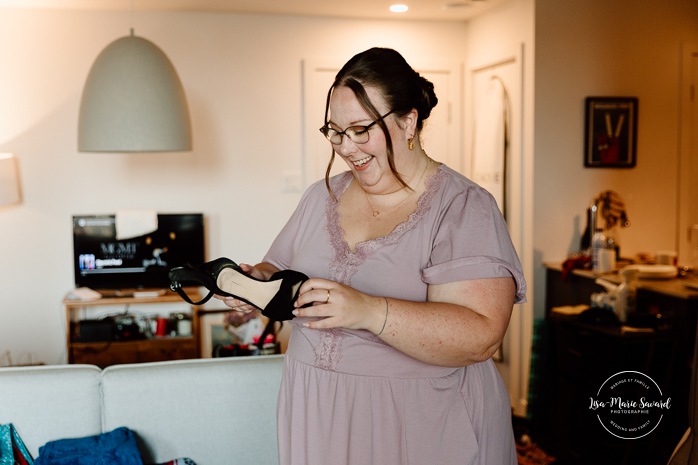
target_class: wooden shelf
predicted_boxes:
[71,337,197,367]
[63,288,202,308]
[64,288,204,367]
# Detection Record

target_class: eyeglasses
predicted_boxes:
[319,110,394,145]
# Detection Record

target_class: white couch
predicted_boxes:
[0,355,285,464]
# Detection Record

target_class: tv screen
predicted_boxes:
[72,213,205,291]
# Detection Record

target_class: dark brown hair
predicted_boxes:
[323,47,438,195]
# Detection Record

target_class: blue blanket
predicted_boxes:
[34,427,142,465]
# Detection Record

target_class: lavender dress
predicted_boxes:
[263,164,526,465]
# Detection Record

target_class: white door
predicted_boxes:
[467,47,531,417]
[469,58,520,221]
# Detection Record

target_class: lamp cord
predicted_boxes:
[129,0,134,34]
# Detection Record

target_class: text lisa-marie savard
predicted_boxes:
[589,397,671,412]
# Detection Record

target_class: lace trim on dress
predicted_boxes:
[315,328,344,371]
[325,173,355,285]
[313,175,353,370]
[327,168,444,281]
[313,167,446,370]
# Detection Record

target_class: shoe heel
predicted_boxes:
[216,268,282,309]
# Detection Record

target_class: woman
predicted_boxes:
[222,47,526,465]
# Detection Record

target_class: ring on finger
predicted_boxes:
[325,289,331,304]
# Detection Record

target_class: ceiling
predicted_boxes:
[0,0,508,22]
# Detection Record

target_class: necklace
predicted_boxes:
[361,157,431,217]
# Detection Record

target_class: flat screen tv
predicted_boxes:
[72,213,205,291]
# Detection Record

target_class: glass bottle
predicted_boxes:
[591,229,607,274]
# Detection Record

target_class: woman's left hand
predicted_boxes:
[293,278,385,334]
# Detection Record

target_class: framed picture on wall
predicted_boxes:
[584,97,638,168]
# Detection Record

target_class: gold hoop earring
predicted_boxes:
[408,137,415,151]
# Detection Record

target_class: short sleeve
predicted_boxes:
[263,184,316,270]
[263,179,331,271]
[422,185,526,303]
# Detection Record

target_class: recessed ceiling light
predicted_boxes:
[390,4,409,13]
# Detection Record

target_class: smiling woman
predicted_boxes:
[217,47,526,465]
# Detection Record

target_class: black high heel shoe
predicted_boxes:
[168,257,308,321]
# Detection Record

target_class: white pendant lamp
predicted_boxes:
[78,30,192,152]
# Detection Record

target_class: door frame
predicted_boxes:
[678,43,698,265]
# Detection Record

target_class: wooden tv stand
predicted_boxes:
[64,288,204,367]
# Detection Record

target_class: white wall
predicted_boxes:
[533,0,698,318]
[0,8,469,365]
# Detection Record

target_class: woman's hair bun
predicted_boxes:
[415,74,438,122]
[332,47,439,131]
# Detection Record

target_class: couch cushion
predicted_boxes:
[0,364,103,459]
[101,355,284,465]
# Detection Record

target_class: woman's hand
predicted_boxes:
[293,278,386,334]
[213,262,278,313]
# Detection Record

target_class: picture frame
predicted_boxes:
[199,310,233,358]
[584,97,638,168]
